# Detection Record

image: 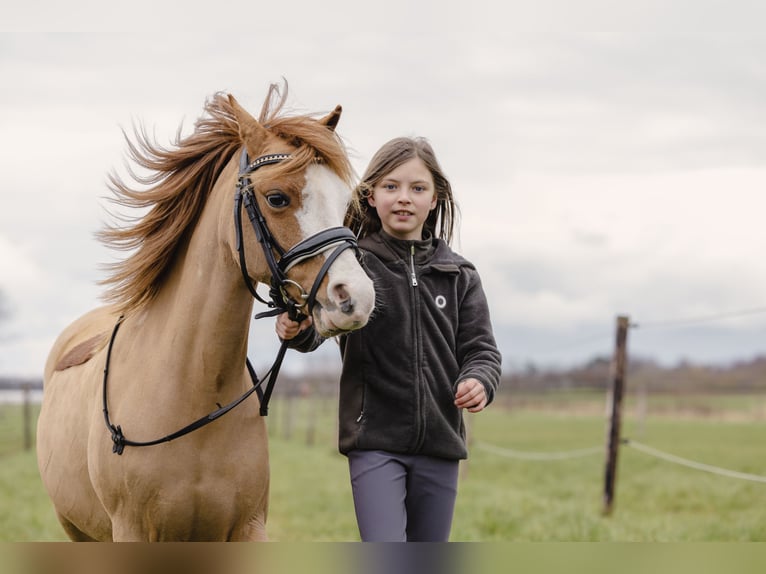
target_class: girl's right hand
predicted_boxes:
[275,312,313,340]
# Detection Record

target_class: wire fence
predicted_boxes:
[475,438,766,484]
[475,441,602,461]
[474,305,766,508]
[624,438,766,484]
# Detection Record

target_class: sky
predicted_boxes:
[1,1,766,377]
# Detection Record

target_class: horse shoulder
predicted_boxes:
[54,333,109,371]
[47,306,122,375]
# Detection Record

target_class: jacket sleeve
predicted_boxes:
[454,268,503,405]
[283,325,326,353]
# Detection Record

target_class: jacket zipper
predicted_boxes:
[409,244,418,286]
[409,242,428,452]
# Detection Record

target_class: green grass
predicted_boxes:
[1,396,765,541]
[0,403,40,457]
[460,410,766,541]
[0,450,67,541]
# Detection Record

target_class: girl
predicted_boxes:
[276,137,502,542]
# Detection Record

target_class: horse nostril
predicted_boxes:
[333,284,355,314]
[340,299,354,314]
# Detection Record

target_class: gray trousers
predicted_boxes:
[347,449,460,542]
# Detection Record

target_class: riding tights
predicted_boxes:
[347,449,460,542]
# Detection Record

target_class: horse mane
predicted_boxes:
[98,85,354,313]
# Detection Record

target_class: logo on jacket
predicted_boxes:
[435,295,447,309]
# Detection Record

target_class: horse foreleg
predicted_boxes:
[239,512,268,541]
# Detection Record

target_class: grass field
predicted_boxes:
[1,394,765,541]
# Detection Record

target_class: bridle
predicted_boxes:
[102,148,359,454]
[233,149,358,322]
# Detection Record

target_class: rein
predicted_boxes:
[102,148,358,455]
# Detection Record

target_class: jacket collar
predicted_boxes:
[360,230,436,264]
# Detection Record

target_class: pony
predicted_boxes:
[36,84,375,541]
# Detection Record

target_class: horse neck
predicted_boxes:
[138,159,254,389]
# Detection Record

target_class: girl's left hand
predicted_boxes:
[454,378,488,413]
[275,312,313,340]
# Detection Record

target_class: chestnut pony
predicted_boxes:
[36,85,374,541]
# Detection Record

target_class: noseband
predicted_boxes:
[234,149,358,321]
[102,148,361,454]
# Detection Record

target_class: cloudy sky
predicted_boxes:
[2,1,765,377]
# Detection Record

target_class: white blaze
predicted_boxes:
[296,164,374,322]
[298,164,350,232]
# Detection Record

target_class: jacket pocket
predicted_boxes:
[356,382,366,424]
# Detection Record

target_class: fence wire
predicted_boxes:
[476,439,766,484]
[624,438,766,483]
[475,441,602,461]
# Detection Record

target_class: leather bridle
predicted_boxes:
[234,149,358,322]
[102,148,359,454]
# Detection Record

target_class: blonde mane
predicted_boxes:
[98,87,353,313]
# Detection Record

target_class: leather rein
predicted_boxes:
[103,149,358,454]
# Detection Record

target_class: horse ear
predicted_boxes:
[228,94,269,146]
[319,105,342,132]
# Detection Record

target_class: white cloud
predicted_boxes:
[461,167,766,350]
[0,235,45,292]
[1,11,766,373]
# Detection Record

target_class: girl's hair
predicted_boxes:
[344,137,458,245]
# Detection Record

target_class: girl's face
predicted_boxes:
[368,157,437,241]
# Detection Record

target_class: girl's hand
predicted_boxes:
[454,378,488,413]
[275,312,313,340]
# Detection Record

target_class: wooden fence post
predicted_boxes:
[603,315,630,515]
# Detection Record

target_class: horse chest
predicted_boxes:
[90,435,269,540]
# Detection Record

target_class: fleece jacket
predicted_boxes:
[288,230,502,460]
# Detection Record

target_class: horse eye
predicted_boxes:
[265,192,290,208]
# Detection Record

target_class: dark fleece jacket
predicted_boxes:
[288,230,502,460]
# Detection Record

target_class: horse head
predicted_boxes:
[228,94,374,336]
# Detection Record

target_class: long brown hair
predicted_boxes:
[344,137,458,244]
